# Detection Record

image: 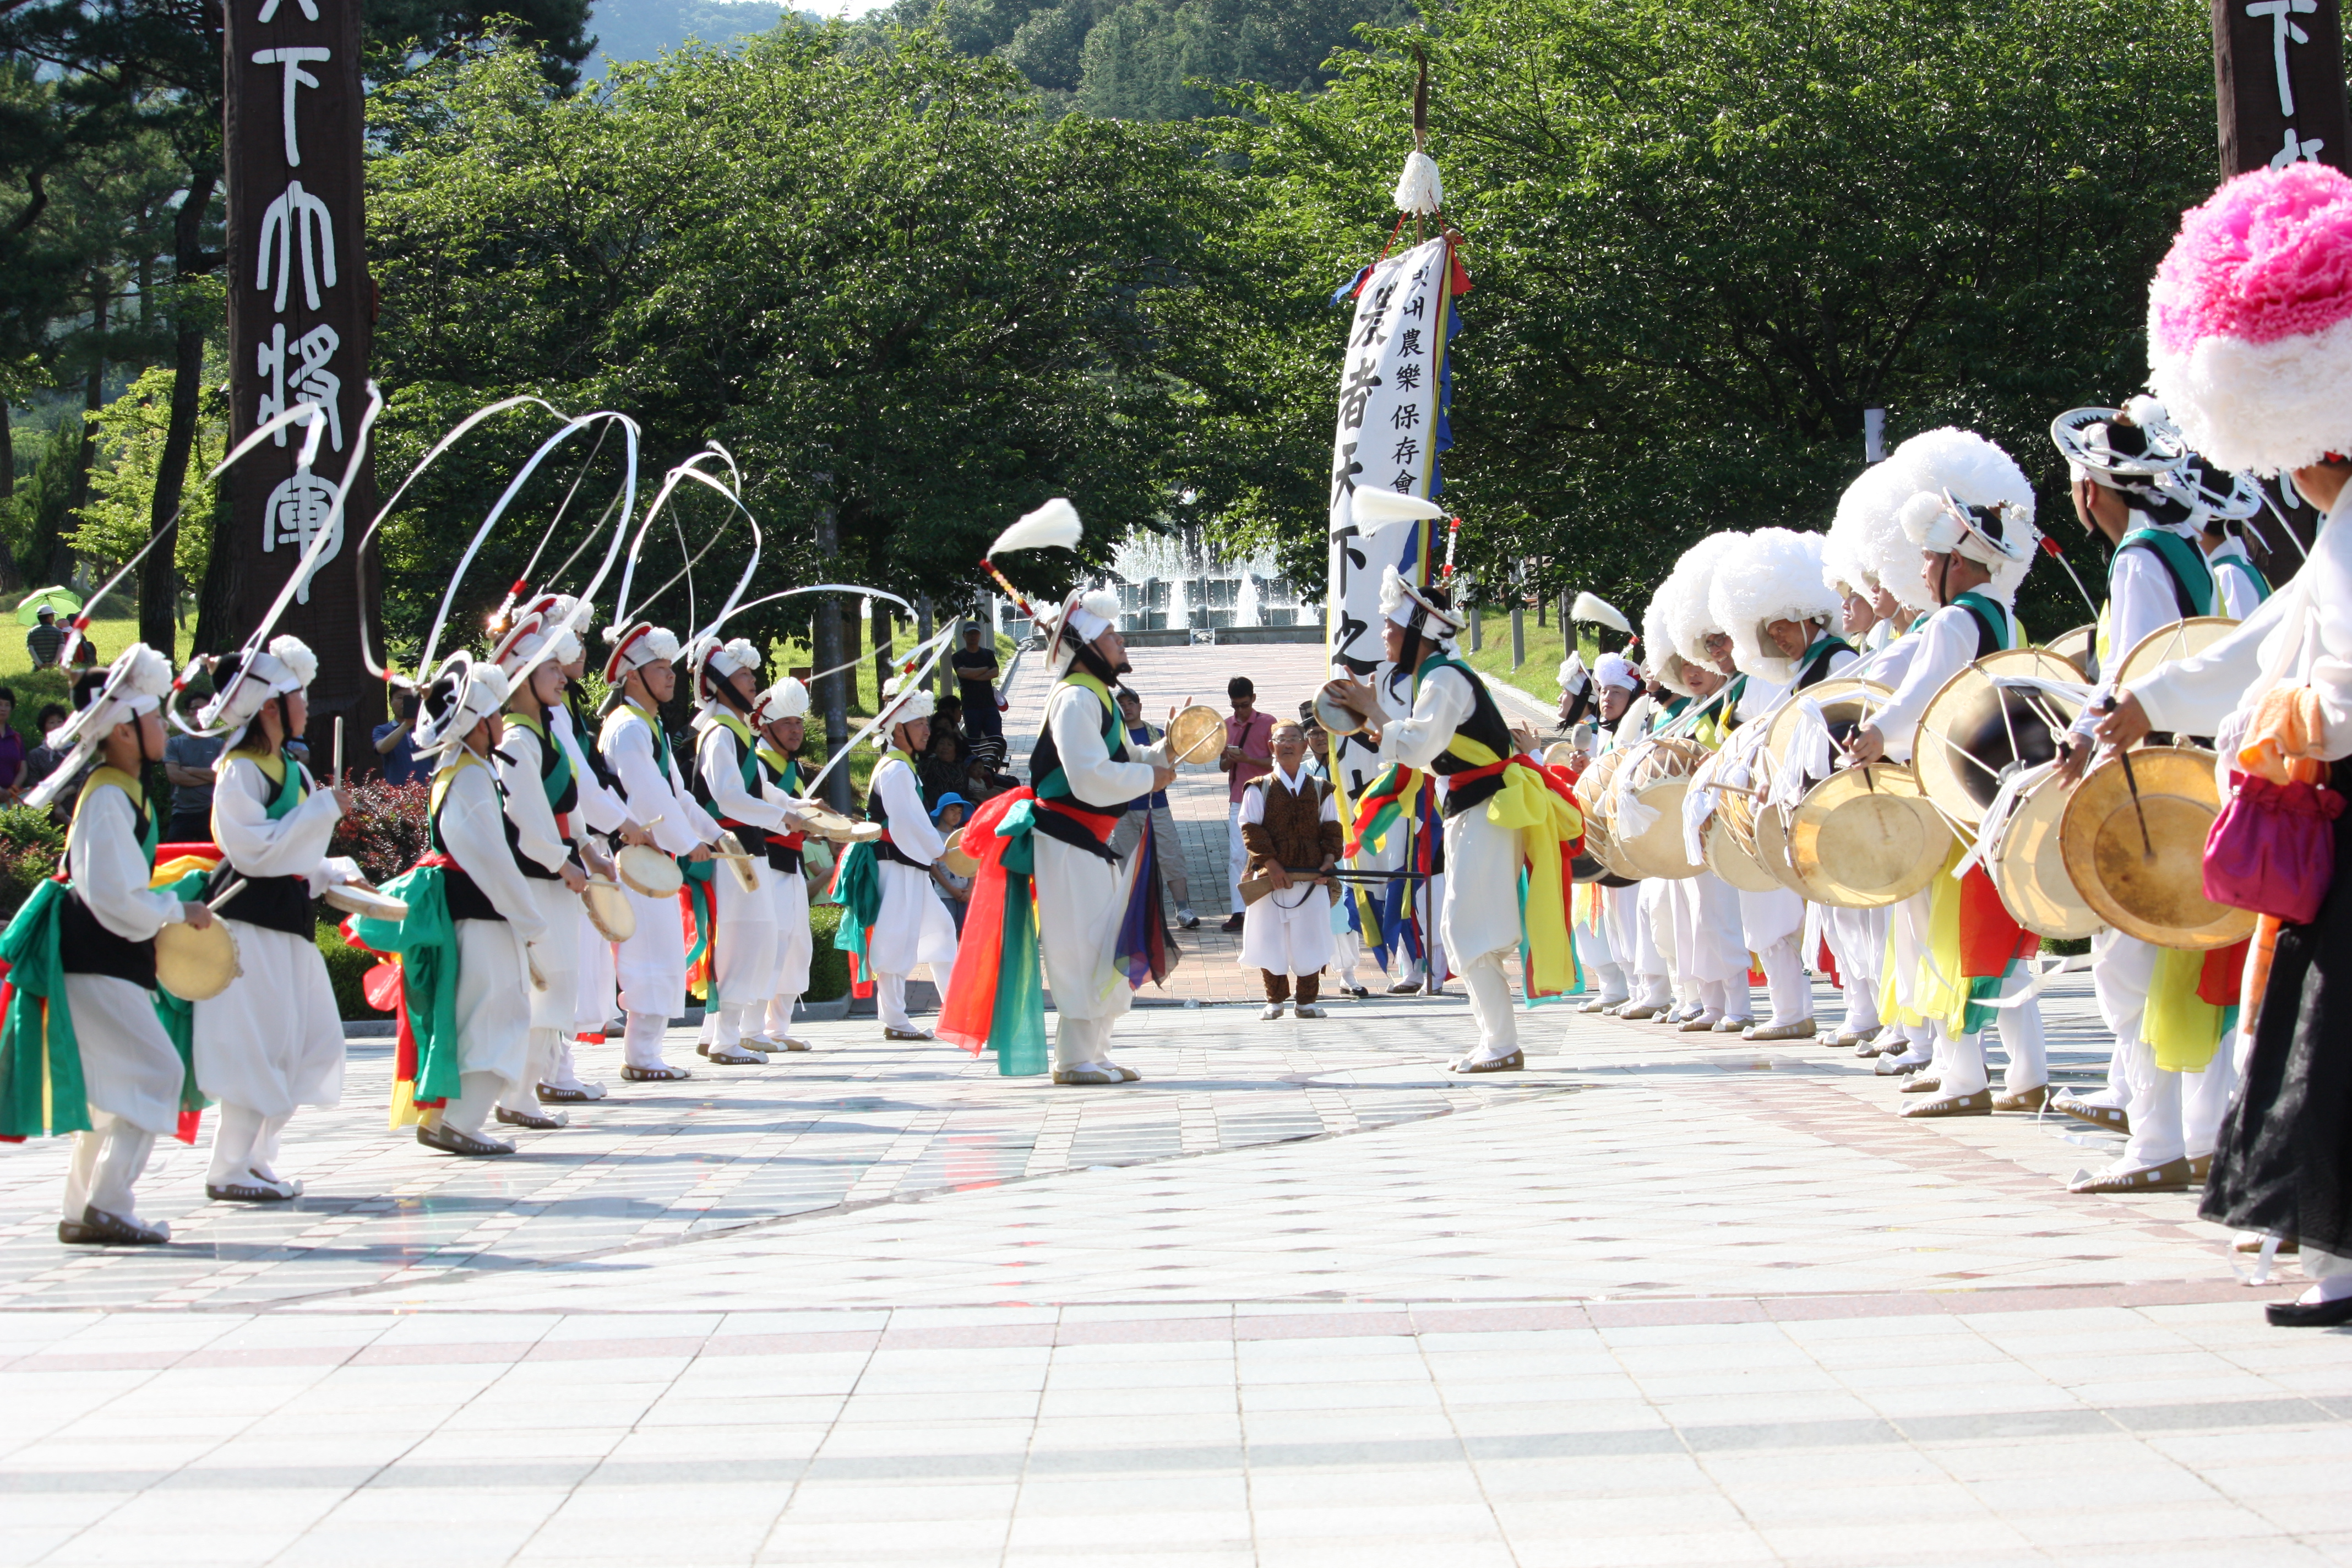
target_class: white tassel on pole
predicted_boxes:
[1393,150,1444,216]
[1570,591,1632,634]
[985,498,1082,560]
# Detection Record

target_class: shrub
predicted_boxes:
[807,899,848,1002]
[317,921,389,1021]
[0,807,66,919]
[330,778,433,885]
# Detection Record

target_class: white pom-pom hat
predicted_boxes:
[2146,162,2352,476]
[1641,587,1695,698]
[754,677,810,724]
[1709,529,1841,682]
[1035,586,1125,675]
[689,634,763,707]
[602,621,682,685]
[1881,427,2039,607]
[1663,531,1746,669]
[877,673,936,735]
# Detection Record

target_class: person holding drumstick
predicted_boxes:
[749,677,819,1051]
[488,611,595,1129]
[597,620,722,1083]
[687,635,785,1064]
[859,676,962,1041]
[2,646,217,1243]
[190,636,365,1200]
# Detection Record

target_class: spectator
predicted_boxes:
[69,636,96,672]
[950,623,1001,740]
[919,725,970,808]
[373,692,424,785]
[929,794,973,930]
[1219,674,1274,932]
[964,735,1017,801]
[162,723,226,844]
[0,687,23,800]
[23,607,62,669]
[22,703,68,791]
[935,694,965,739]
[1112,687,1195,928]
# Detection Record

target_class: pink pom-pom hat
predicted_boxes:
[2147,162,2352,476]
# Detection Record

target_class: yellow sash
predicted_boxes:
[1441,731,1584,997]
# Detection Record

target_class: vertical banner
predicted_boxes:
[224,0,383,737]
[1326,237,1453,802]
[2213,0,2352,177]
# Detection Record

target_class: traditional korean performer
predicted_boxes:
[856,676,960,1041]
[487,609,592,1128]
[1845,428,2049,1119]
[406,654,550,1156]
[750,677,818,1050]
[1,647,213,1242]
[191,636,362,1200]
[1324,561,1582,1072]
[687,635,783,1063]
[1240,720,1343,1019]
[596,620,721,1081]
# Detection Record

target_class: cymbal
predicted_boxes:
[2059,745,2254,949]
[1696,745,1781,893]
[1762,677,1891,770]
[2040,624,2095,682]
[1914,647,2086,831]
[2110,616,2235,690]
[1610,739,1709,881]
[1166,704,1227,764]
[1542,740,1582,770]
[1786,764,1953,908]
[1984,765,2104,941]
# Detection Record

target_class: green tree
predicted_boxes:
[1221,0,2220,634]
[67,362,222,589]
[363,32,1286,654]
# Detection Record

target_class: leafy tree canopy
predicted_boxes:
[1218,0,2220,634]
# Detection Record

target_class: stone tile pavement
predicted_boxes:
[2,639,2342,1566]
[3,983,2346,1566]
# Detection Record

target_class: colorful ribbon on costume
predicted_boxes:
[342,861,458,1128]
[0,879,86,1142]
[680,858,717,1000]
[826,838,880,999]
[938,788,1048,1075]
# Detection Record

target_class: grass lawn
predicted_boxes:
[0,595,198,749]
[1456,607,1570,705]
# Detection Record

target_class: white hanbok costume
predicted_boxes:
[428,744,548,1137]
[492,714,582,1112]
[865,711,959,1036]
[750,677,818,1042]
[600,673,721,1074]
[195,750,354,1189]
[552,694,631,1085]
[691,704,783,1052]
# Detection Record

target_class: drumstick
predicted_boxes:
[2102,696,2155,860]
[209,875,248,909]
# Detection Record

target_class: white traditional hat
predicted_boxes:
[489,610,561,679]
[754,677,810,724]
[1557,652,1590,697]
[688,634,762,708]
[23,643,175,812]
[1033,585,1124,676]
[601,621,682,685]
[197,633,319,749]
[1883,427,2039,606]
[2050,399,2263,530]
[1594,651,1641,693]
[1641,587,1695,698]
[1663,531,1746,669]
[876,673,935,736]
[1378,562,1464,638]
[509,592,587,668]
[410,651,511,760]
[1823,461,1906,597]
[1711,529,1841,682]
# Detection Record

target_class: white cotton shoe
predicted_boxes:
[700,1041,764,1065]
[1294,1004,1327,1020]
[1260,1003,1287,1021]
[1051,1063,1122,1086]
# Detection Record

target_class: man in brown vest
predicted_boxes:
[1239,722,1343,1019]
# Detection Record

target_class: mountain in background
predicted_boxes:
[586,0,813,80]
[868,0,1413,119]
[584,0,1413,121]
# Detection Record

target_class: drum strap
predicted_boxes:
[2114,526,2215,620]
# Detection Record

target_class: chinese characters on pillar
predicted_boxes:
[2215,0,2351,178]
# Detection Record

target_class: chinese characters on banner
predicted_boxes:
[2214,0,2352,176]
[225,0,382,731]
[1324,237,1450,798]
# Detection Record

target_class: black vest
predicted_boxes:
[59,784,159,989]
[690,720,767,861]
[1792,636,1848,692]
[203,754,317,938]
[497,722,579,883]
[432,765,524,923]
[1420,658,1517,818]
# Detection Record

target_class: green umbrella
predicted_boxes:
[15,587,81,627]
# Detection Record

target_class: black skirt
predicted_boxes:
[2201,759,2352,1253]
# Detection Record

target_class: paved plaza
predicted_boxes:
[2,644,2345,1566]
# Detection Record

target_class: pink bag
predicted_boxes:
[2203,769,2345,925]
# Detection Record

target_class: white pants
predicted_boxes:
[764,862,814,1037]
[193,921,344,1119]
[1441,809,1523,1063]
[206,1102,292,1189]
[1825,906,1885,1035]
[1755,933,1811,1027]
[64,1112,156,1223]
[505,880,583,1112]
[871,860,957,1033]
[2094,931,2233,1164]
[1924,969,2045,1097]
[453,918,531,1103]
